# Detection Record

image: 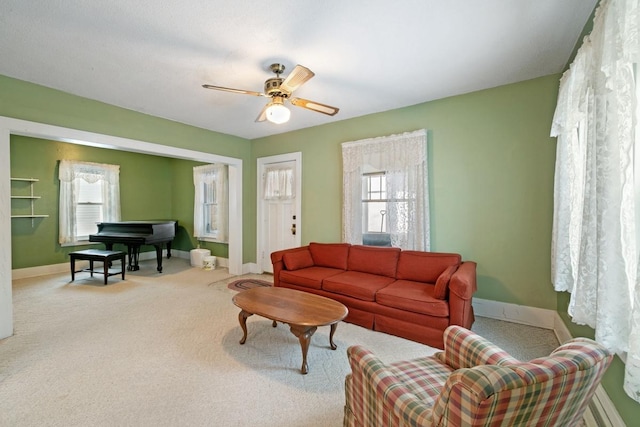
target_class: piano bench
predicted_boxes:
[69,249,126,285]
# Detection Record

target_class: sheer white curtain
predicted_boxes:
[342,129,429,250]
[264,166,294,200]
[550,0,640,402]
[58,160,120,245]
[193,164,229,242]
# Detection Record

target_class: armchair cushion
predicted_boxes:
[436,324,519,369]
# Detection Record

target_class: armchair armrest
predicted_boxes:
[436,325,519,370]
[345,345,434,426]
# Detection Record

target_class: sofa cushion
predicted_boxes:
[323,271,396,301]
[348,245,401,278]
[376,280,449,317]
[396,251,461,283]
[433,264,459,300]
[282,249,314,271]
[309,242,350,270]
[280,266,344,290]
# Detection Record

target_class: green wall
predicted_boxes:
[9,136,226,268]
[253,75,559,310]
[0,74,252,262]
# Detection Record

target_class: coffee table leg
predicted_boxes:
[289,325,317,374]
[329,323,339,350]
[238,310,253,344]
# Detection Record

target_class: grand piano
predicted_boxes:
[89,220,178,273]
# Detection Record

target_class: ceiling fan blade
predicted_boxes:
[279,65,315,94]
[255,104,269,122]
[290,97,339,116]
[202,84,266,97]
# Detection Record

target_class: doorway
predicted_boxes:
[0,116,244,340]
[257,152,302,273]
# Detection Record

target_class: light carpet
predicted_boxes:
[1,258,437,427]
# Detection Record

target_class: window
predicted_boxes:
[58,160,120,245]
[193,164,228,242]
[363,172,388,234]
[342,129,429,250]
[75,179,104,239]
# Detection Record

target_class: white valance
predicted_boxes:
[263,165,295,200]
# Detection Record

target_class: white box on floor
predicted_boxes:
[190,248,211,267]
[203,256,216,270]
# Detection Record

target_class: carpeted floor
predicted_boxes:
[1,258,434,426]
[1,257,560,426]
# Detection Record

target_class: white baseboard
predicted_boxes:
[473,298,556,329]
[553,313,574,344]
[12,249,230,280]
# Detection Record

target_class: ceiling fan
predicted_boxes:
[202,63,339,124]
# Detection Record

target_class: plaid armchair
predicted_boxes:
[344,325,612,427]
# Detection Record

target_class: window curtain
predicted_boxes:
[342,129,429,250]
[58,159,120,245]
[193,164,229,242]
[264,166,294,200]
[550,0,640,402]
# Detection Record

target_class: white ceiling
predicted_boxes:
[0,0,597,140]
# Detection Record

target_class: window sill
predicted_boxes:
[197,237,228,244]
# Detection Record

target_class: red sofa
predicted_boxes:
[270,242,477,349]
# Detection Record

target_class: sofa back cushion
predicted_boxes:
[348,245,401,278]
[282,248,315,271]
[309,242,350,270]
[396,251,461,283]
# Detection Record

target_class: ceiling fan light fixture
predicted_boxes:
[265,98,290,124]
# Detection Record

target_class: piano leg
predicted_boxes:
[127,244,141,271]
[166,242,172,259]
[154,244,164,273]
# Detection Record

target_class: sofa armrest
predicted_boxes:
[448,261,477,300]
[345,345,434,426]
[447,261,477,328]
[436,325,519,370]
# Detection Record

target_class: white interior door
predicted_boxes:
[257,153,302,273]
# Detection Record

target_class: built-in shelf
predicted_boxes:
[10,178,49,222]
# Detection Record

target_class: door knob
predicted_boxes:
[291,224,296,235]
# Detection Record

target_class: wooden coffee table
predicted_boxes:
[232,286,348,374]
